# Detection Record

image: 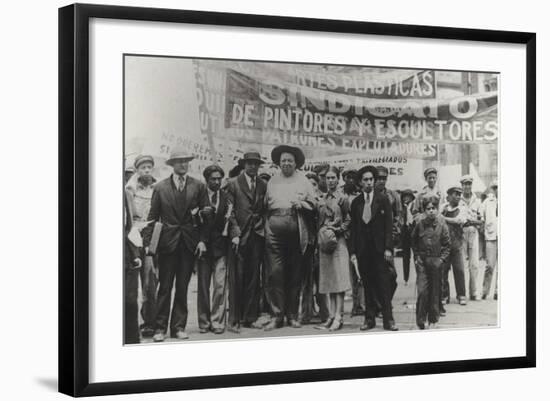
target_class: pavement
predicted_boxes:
[137,256,498,344]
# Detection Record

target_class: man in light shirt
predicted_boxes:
[441,186,468,306]
[480,180,499,300]
[460,175,483,301]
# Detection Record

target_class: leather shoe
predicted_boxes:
[314,318,334,330]
[383,323,399,331]
[152,331,165,342]
[493,293,498,300]
[199,326,211,334]
[360,320,376,331]
[264,319,283,331]
[227,324,241,334]
[417,322,425,330]
[329,318,343,331]
[212,327,224,335]
[243,321,264,329]
[288,319,301,328]
[141,327,155,338]
[175,330,189,340]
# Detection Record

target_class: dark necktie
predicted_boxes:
[177,175,185,192]
[250,177,256,201]
[211,191,218,207]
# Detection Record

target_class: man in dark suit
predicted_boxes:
[124,189,141,344]
[350,165,398,331]
[225,152,267,333]
[197,165,238,334]
[142,149,209,342]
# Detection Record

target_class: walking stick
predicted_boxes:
[221,202,234,330]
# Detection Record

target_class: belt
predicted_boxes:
[268,208,296,217]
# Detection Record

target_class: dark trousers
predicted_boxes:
[401,227,412,283]
[265,214,304,322]
[358,242,394,325]
[197,254,227,330]
[416,256,442,325]
[228,233,264,326]
[300,245,329,323]
[124,267,140,344]
[350,260,365,315]
[441,245,466,302]
[139,252,158,331]
[155,242,195,334]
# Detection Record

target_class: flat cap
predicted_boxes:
[446,186,463,195]
[134,154,155,169]
[424,167,438,178]
[460,174,473,184]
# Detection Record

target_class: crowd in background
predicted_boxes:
[123,145,499,343]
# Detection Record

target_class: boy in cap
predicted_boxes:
[460,175,483,300]
[411,195,451,329]
[440,186,468,306]
[126,154,158,338]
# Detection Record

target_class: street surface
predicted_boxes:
[137,256,498,344]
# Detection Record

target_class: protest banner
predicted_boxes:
[224,67,498,144]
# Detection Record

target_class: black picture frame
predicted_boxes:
[59,3,536,397]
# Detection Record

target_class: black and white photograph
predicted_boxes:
[123,55,500,344]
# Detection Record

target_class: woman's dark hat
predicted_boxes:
[271,145,305,169]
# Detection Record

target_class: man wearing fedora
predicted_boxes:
[349,165,398,331]
[142,149,209,341]
[126,154,158,338]
[264,145,317,331]
[225,151,267,333]
[460,175,483,300]
[441,186,468,306]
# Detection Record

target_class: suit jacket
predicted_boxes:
[202,189,239,259]
[124,190,139,269]
[225,172,267,247]
[142,175,209,255]
[349,190,393,256]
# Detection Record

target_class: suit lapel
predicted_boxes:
[371,192,381,217]
[238,173,253,202]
